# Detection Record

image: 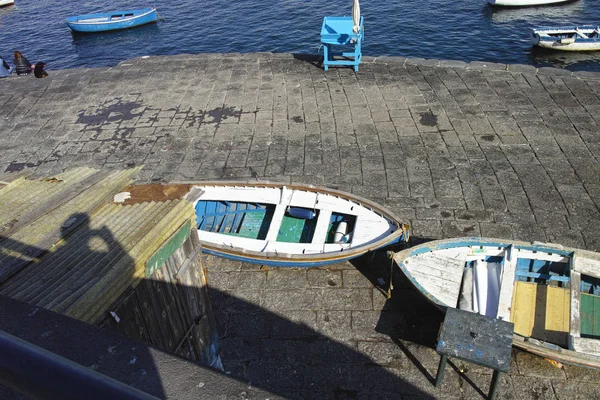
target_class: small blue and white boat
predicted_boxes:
[531,25,600,51]
[66,8,157,33]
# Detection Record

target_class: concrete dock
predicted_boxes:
[1,53,600,399]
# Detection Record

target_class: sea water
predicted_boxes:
[0,0,598,71]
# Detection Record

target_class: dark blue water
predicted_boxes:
[1,0,599,72]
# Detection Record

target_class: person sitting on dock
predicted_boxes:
[34,62,48,78]
[0,56,11,78]
[13,51,33,76]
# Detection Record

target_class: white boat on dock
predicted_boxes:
[531,26,600,51]
[124,182,410,267]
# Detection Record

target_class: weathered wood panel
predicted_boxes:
[581,293,600,339]
[102,234,220,367]
[511,281,569,347]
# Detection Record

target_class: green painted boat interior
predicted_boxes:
[195,200,274,240]
[581,274,600,339]
[195,201,359,244]
[276,210,319,243]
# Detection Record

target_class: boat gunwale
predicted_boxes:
[66,8,156,26]
[392,236,600,369]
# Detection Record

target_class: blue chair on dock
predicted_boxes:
[320,16,364,72]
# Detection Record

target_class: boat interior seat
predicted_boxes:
[511,281,570,348]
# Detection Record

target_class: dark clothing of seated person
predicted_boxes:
[34,62,48,78]
[13,51,32,75]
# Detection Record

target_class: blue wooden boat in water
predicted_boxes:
[66,8,157,33]
[391,237,600,369]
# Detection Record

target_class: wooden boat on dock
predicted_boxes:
[531,26,600,51]
[392,237,600,369]
[488,0,575,6]
[124,182,409,267]
[66,8,157,33]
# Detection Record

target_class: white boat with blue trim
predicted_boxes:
[392,237,600,369]
[489,0,575,6]
[122,182,409,267]
[186,182,409,267]
[531,26,600,51]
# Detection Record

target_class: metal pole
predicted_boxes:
[435,354,447,387]
[0,330,159,400]
[488,370,502,400]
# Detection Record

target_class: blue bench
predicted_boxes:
[320,16,363,72]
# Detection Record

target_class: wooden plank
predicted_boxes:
[512,281,537,337]
[544,285,570,347]
[515,249,569,264]
[406,253,466,282]
[580,293,600,339]
[265,204,287,242]
[570,270,582,345]
[311,210,332,244]
[134,278,170,349]
[497,245,517,321]
[572,336,600,356]
[515,271,570,282]
[572,256,600,278]
[146,220,191,277]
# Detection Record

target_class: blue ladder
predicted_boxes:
[320,16,364,72]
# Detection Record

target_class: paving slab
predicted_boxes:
[1,53,600,399]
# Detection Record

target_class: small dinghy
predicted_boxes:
[489,0,575,6]
[531,26,600,51]
[185,183,409,266]
[66,8,157,33]
[392,237,600,369]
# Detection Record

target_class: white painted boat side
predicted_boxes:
[0,0,15,6]
[535,40,600,51]
[489,0,572,6]
[192,185,398,257]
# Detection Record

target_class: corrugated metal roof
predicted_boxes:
[0,168,196,324]
[0,167,142,282]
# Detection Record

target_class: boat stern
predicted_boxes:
[530,29,541,46]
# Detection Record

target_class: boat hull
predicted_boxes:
[531,26,600,51]
[0,0,15,6]
[489,0,574,6]
[66,8,157,33]
[201,236,404,267]
[392,237,600,369]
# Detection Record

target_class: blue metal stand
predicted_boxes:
[320,16,363,72]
